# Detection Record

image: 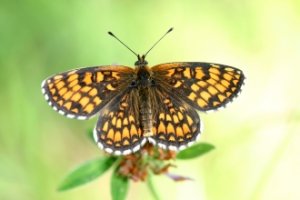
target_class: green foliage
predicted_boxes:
[57,142,215,198]
[111,167,129,200]
[58,157,117,191]
[176,143,215,160]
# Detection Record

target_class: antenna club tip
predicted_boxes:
[168,27,174,33]
[108,31,114,36]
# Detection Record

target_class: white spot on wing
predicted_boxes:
[105,148,113,154]
[66,114,75,119]
[123,149,132,155]
[41,80,46,88]
[196,133,201,141]
[58,110,65,115]
[148,137,156,145]
[77,116,87,120]
[97,142,103,149]
[200,119,204,134]
[179,145,187,151]
[133,145,141,152]
[204,110,215,114]
[158,143,167,149]
[141,138,147,146]
[187,141,195,147]
[168,145,178,151]
[93,128,98,142]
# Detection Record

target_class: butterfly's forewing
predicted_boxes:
[148,86,201,151]
[93,88,146,155]
[41,66,134,119]
[151,62,245,111]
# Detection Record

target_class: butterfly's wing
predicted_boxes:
[41,65,135,119]
[151,62,245,111]
[93,88,146,155]
[148,86,201,151]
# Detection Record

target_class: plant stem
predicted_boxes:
[147,173,160,200]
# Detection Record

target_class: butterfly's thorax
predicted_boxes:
[136,64,153,137]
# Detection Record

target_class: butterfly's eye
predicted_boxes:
[134,60,148,66]
[130,80,138,87]
[150,79,156,86]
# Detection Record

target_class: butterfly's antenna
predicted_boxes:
[108,31,138,57]
[144,27,173,57]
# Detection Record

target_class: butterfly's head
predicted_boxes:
[109,28,173,67]
[135,54,148,67]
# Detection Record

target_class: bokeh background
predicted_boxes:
[1,0,300,200]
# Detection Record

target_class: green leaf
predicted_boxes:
[176,143,215,160]
[87,128,94,142]
[111,168,129,200]
[58,157,117,191]
[147,173,160,200]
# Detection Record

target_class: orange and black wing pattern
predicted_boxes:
[148,86,201,151]
[41,66,134,120]
[93,88,146,155]
[152,62,245,111]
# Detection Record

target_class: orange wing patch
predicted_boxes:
[41,66,134,119]
[152,62,245,111]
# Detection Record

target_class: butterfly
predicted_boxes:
[41,28,245,155]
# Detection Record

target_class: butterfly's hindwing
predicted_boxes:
[41,66,134,119]
[93,88,146,155]
[152,62,245,111]
[148,86,202,151]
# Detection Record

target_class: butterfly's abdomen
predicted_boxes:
[136,66,153,137]
[139,87,153,137]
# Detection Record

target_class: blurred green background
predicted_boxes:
[1,0,300,200]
